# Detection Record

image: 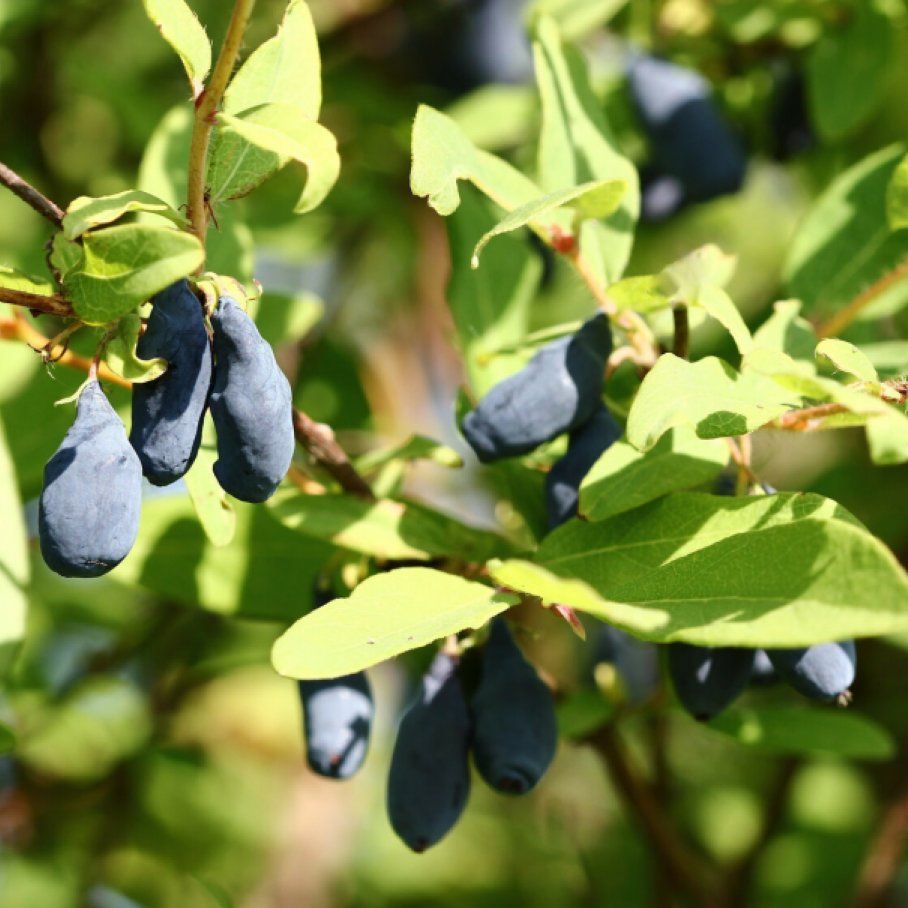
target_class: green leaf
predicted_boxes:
[533,16,639,284]
[224,0,321,118]
[18,677,152,782]
[141,0,211,94]
[488,491,908,647]
[0,416,28,677]
[886,152,908,230]
[137,104,193,207]
[271,568,518,679]
[697,285,753,355]
[267,491,513,562]
[816,338,879,384]
[785,144,908,320]
[411,104,542,217]
[0,723,14,755]
[528,0,630,40]
[446,187,542,397]
[63,190,187,240]
[0,265,53,295]
[104,313,167,383]
[608,275,670,313]
[806,1,894,141]
[471,178,625,267]
[626,354,797,452]
[579,428,729,522]
[708,706,894,760]
[662,244,736,301]
[49,234,83,284]
[63,224,204,325]
[865,403,908,465]
[662,245,751,353]
[750,299,817,368]
[208,105,339,213]
[356,435,463,473]
[183,415,236,548]
[111,495,333,620]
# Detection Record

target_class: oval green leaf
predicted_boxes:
[272,568,518,679]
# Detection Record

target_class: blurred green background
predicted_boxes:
[2,1,908,905]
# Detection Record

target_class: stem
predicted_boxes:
[292,407,375,501]
[0,315,130,388]
[774,402,848,431]
[589,725,716,907]
[568,249,659,368]
[818,257,908,339]
[0,160,64,227]
[186,0,257,249]
[0,286,74,318]
[672,304,689,359]
[852,786,908,908]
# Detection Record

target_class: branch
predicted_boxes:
[852,786,908,908]
[720,758,799,908]
[0,286,74,319]
[0,316,130,389]
[818,257,908,339]
[566,246,659,369]
[774,402,848,431]
[292,407,375,500]
[589,725,716,907]
[672,304,689,359]
[186,0,258,250]
[0,161,64,227]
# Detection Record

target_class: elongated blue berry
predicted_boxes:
[298,673,373,779]
[767,641,856,703]
[471,618,557,795]
[209,297,294,502]
[39,381,142,578]
[629,54,746,220]
[668,644,754,720]
[546,404,622,529]
[387,652,471,852]
[461,314,612,462]
[130,281,212,485]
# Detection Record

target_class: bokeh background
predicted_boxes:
[2,1,908,905]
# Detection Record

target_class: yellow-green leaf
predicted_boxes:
[141,0,211,94]
[271,568,518,679]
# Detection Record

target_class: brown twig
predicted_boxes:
[589,724,716,907]
[774,402,848,431]
[0,286,74,318]
[672,304,689,360]
[720,758,799,908]
[186,0,258,250]
[852,786,908,908]
[0,315,130,388]
[0,160,64,227]
[292,407,375,500]
[818,257,908,339]
[567,248,659,368]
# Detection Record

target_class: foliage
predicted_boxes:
[2,0,908,905]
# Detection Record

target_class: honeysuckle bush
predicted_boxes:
[2,0,908,905]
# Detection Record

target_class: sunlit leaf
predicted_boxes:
[272,568,518,678]
[141,0,211,94]
[489,492,908,647]
[64,224,204,325]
